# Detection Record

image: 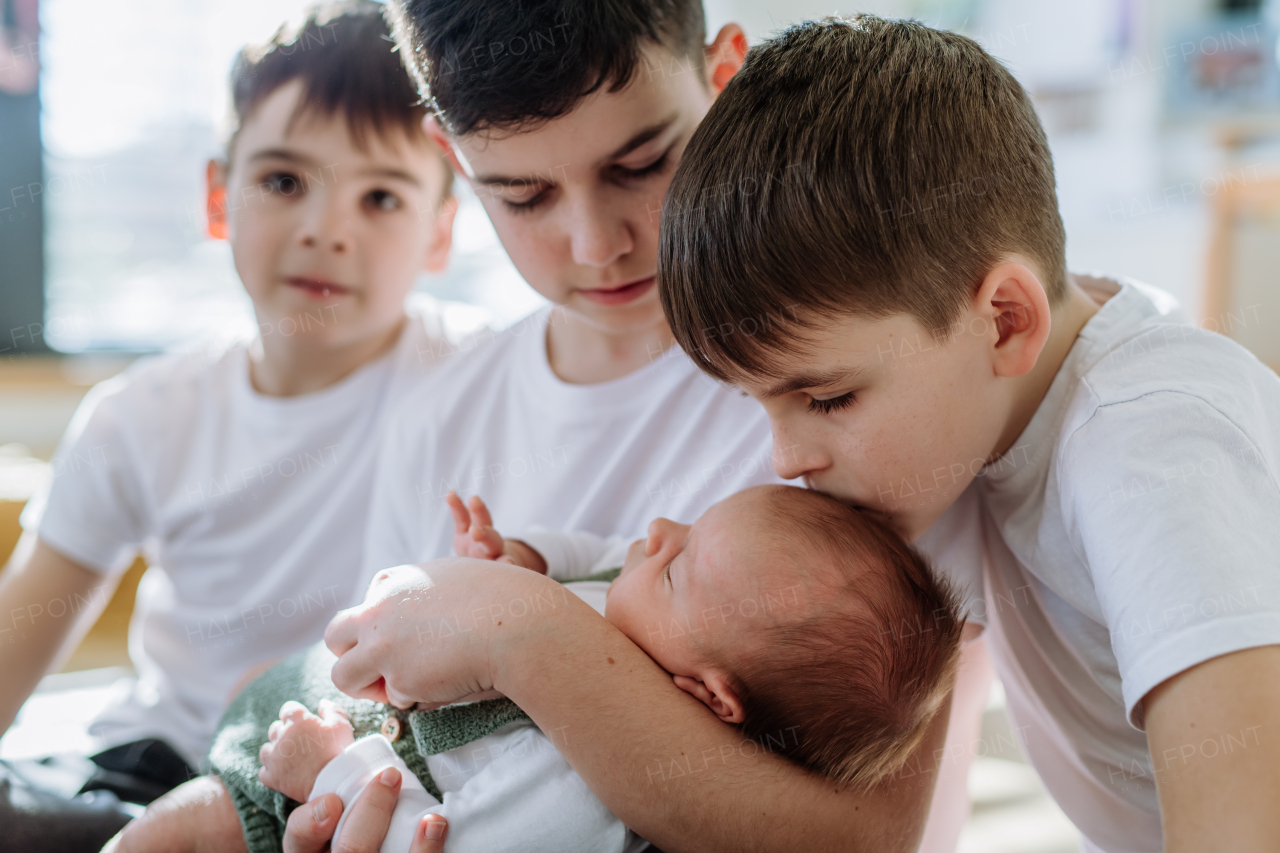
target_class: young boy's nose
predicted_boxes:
[298,196,351,254]
[771,429,828,482]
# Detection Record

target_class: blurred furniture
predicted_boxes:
[1,355,140,672]
[1203,153,1280,372]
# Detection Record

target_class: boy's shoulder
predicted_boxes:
[1066,275,1279,440]
[76,337,250,428]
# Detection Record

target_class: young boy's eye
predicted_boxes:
[264,172,302,196]
[808,391,857,415]
[365,189,401,212]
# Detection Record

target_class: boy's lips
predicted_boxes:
[577,276,655,306]
[286,276,351,299]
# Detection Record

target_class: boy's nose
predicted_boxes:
[771,431,828,481]
[299,198,351,253]
[567,197,633,268]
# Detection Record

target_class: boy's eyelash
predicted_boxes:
[808,392,857,415]
[663,561,672,586]
[500,151,671,215]
[617,151,671,181]
[503,190,549,215]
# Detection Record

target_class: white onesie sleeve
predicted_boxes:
[518,527,635,581]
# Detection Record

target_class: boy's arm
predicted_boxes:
[328,561,942,853]
[1144,644,1280,851]
[0,534,119,731]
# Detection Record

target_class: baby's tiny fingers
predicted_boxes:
[268,719,285,741]
[467,495,495,529]
[280,700,310,722]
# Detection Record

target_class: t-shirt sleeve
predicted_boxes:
[19,376,149,576]
[518,527,634,581]
[913,482,987,628]
[1062,391,1280,728]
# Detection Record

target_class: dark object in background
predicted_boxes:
[0,739,197,852]
[0,0,46,356]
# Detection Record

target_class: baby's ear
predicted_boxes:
[672,672,745,724]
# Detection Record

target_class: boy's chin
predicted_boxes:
[563,295,667,336]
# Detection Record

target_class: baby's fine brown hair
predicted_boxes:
[712,486,964,790]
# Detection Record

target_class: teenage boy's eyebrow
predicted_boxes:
[471,115,679,188]
[601,114,679,164]
[762,367,865,399]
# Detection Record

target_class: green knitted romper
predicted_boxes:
[207,568,620,853]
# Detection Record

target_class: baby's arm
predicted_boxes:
[446,492,633,581]
[445,491,547,572]
[258,699,354,804]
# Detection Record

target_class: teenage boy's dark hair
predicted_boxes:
[659,15,1067,382]
[228,0,443,185]
[711,486,963,790]
[386,0,706,135]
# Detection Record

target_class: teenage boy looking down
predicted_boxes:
[658,17,1280,853]
[282,2,993,852]
[0,3,466,847]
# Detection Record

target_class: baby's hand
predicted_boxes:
[446,491,546,573]
[259,699,354,803]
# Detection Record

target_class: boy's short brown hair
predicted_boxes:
[228,0,448,194]
[713,486,963,790]
[659,15,1066,382]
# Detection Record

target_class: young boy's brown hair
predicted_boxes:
[659,14,1066,380]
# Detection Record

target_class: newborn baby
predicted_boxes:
[107,485,963,853]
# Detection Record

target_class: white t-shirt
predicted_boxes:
[977,275,1280,853]
[311,582,646,853]
[20,297,484,767]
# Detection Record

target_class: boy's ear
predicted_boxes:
[704,23,748,95]
[422,193,459,274]
[974,259,1053,379]
[205,159,229,240]
[424,116,470,181]
[673,671,745,724]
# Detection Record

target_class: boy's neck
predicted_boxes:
[992,276,1104,459]
[545,309,677,385]
[249,316,406,397]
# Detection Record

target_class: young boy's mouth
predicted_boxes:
[578,276,655,307]
[286,276,352,299]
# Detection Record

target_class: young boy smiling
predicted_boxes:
[0,3,469,848]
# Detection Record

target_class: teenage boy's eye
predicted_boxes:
[807,392,857,415]
[615,150,671,182]
[264,172,302,195]
[365,189,401,212]
[502,189,550,215]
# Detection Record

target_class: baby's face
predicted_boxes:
[605,488,806,680]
